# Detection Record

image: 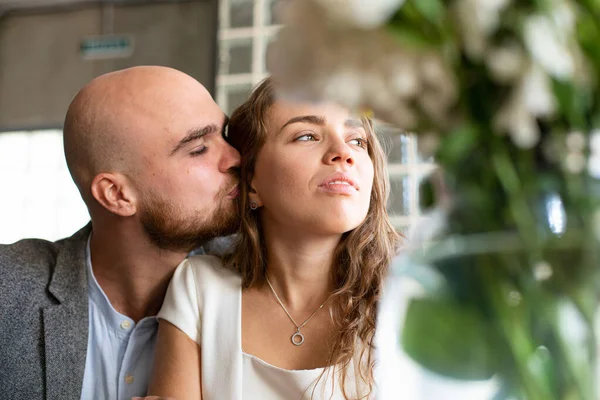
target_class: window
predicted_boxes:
[0,130,90,243]
[216,0,437,234]
[381,128,437,235]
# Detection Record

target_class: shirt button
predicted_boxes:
[120,320,132,330]
[124,375,134,384]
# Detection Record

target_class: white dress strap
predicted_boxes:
[192,255,243,400]
[158,255,243,400]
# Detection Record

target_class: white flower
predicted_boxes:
[454,0,511,58]
[510,114,541,149]
[565,153,586,174]
[587,155,600,179]
[551,0,576,32]
[494,96,533,148]
[388,58,420,98]
[524,15,575,80]
[566,131,586,152]
[589,130,600,178]
[522,65,556,117]
[534,261,553,281]
[422,56,446,85]
[495,64,556,149]
[506,290,523,306]
[485,43,526,83]
[312,0,405,29]
[473,0,511,31]
[419,54,457,105]
[590,129,600,153]
[495,100,539,149]
[493,62,563,154]
[476,0,510,8]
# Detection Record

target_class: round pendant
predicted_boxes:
[291,330,305,346]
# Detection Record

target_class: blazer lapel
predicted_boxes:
[43,225,91,399]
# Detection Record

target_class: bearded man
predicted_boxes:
[0,66,241,400]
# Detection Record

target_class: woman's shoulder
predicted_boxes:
[158,255,242,343]
[181,254,242,292]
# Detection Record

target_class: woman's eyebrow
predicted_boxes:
[278,115,365,135]
[280,115,326,132]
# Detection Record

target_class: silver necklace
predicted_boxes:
[265,275,332,346]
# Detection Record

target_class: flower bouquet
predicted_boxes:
[268,0,600,398]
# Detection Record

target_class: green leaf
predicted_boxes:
[387,24,440,50]
[526,346,556,398]
[552,80,590,130]
[552,299,596,399]
[401,298,497,380]
[413,0,445,26]
[436,123,479,167]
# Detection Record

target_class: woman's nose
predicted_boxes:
[323,139,354,166]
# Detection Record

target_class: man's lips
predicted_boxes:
[227,185,240,198]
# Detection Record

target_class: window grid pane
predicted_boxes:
[225,84,253,115]
[228,0,253,29]
[266,0,284,26]
[219,38,253,75]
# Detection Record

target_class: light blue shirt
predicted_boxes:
[80,236,159,400]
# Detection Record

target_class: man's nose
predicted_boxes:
[219,140,241,172]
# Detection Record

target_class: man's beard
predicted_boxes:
[140,188,239,253]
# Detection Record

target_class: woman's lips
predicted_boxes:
[317,180,358,195]
[318,173,359,195]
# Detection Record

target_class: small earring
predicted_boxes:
[250,201,258,210]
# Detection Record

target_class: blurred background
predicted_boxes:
[0,0,435,244]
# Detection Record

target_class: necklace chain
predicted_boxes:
[265,275,332,345]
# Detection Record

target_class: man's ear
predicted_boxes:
[90,173,137,217]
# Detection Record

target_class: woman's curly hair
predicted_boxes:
[225,77,400,399]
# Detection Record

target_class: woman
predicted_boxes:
[148,77,400,399]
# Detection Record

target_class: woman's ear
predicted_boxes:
[248,180,263,208]
[90,173,137,217]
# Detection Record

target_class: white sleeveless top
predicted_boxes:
[158,255,366,400]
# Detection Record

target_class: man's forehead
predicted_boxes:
[161,98,225,133]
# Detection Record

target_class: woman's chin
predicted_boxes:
[315,216,366,236]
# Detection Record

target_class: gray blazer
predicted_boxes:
[0,225,91,400]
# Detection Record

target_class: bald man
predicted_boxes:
[0,66,241,400]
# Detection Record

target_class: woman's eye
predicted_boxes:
[190,146,207,156]
[349,138,367,148]
[295,133,318,142]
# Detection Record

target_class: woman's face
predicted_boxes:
[250,100,374,236]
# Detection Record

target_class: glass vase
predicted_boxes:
[376,229,600,400]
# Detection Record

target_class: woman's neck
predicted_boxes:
[261,225,342,311]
